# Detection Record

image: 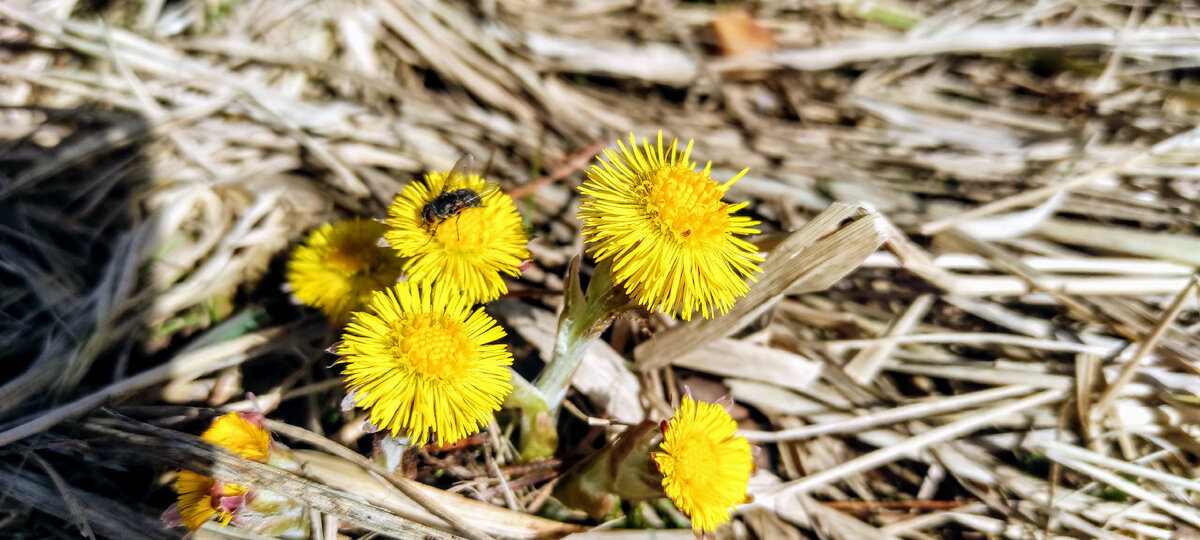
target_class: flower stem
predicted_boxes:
[505,371,558,461]
[535,256,632,409]
[514,256,632,460]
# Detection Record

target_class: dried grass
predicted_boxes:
[3,0,1200,538]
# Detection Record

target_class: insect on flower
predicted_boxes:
[383,154,530,304]
[420,154,499,244]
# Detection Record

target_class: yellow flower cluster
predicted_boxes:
[286,158,527,447]
[281,132,762,531]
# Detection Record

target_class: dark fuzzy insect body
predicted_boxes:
[422,188,483,224]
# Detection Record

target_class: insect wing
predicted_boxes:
[441,153,475,193]
[476,182,501,200]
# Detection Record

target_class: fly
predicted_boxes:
[420,154,497,245]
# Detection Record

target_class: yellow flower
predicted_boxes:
[337,281,514,446]
[201,411,271,461]
[174,471,246,530]
[172,412,271,532]
[286,218,406,324]
[578,132,763,321]
[653,396,753,533]
[383,168,530,304]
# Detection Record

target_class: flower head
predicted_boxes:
[653,396,753,533]
[578,132,763,321]
[202,411,270,461]
[337,281,514,446]
[286,218,406,324]
[173,470,246,530]
[383,167,530,304]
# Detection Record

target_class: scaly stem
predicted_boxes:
[505,371,558,461]
[535,257,631,406]
[516,257,633,460]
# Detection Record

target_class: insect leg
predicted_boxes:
[420,220,441,249]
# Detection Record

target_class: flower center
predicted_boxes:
[327,238,388,275]
[667,435,717,491]
[391,314,473,380]
[432,207,493,252]
[639,165,730,245]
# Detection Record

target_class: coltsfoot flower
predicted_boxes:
[201,410,271,461]
[173,470,245,531]
[653,396,753,533]
[164,412,308,538]
[286,218,406,324]
[337,281,514,446]
[578,132,763,321]
[173,412,269,530]
[383,164,530,304]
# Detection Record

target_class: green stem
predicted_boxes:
[534,257,632,409]
[504,371,558,461]
[513,257,632,460]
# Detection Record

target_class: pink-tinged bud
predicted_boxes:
[341,388,360,412]
[215,488,246,517]
[160,504,183,528]
[235,411,266,427]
